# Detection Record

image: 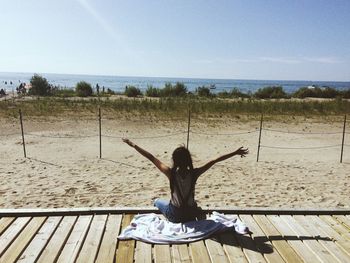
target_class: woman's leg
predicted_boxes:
[153,198,170,217]
[154,199,185,222]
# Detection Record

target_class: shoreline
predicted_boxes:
[1,72,350,94]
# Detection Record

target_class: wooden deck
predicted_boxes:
[0,208,349,263]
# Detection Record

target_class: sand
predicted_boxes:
[0,114,349,209]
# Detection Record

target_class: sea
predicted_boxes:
[1,72,349,94]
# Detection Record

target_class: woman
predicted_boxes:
[122,138,248,223]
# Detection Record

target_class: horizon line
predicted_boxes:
[0,70,349,83]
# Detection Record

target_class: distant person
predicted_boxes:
[122,138,248,223]
[16,83,26,95]
[0,88,6,97]
[102,86,105,94]
[96,84,100,95]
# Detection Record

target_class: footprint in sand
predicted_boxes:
[65,187,77,194]
[88,186,98,192]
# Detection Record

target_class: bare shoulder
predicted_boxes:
[153,158,172,178]
[192,167,202,179]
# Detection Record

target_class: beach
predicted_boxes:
[0,113,349,210]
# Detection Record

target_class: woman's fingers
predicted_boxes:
[122,138,131,144]
[238,147,249,157]
[122,138,135,147]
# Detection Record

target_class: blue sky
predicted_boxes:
[0,0,349,81]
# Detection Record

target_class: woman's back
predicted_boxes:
[170,168,197,208]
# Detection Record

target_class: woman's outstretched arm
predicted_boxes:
[194,147,248,178]
[122,138,171,179]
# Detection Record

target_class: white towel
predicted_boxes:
[118,212,249,244]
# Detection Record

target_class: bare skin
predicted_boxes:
[122,138,249,179]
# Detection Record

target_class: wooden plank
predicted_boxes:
[221,214,264,263]
[0,217,46,263]
[280,215,337,263]
[294,215,350,262]
[0,217,31,256]
[17,216,62,263]
[309,216,350,255]
[306,215,342,240]
[75,214,107,263]
[205,238,229,263]
[0,207,159,216]
[253,215,302,263]
[95,214,122,263]
[154,244,172,263]
[209,209,247,262]
[219,231,248,263]
[320,215,350,241]
[152,214,171,263]
[56,215,92,263]
[189,241,211,263]
[234,229,266,262]
[135,241,152,263]
[115,214,135,263]
[334,215,350,230]
[0,217,16,235]
[267,215,321,263]
[37,216,77,263]
[240,215,284,263]
[172,244,191,263]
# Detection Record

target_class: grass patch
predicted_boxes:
[1,96,349,121]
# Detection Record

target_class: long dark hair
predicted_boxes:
[170,146,194,195]
[171,146,194,173]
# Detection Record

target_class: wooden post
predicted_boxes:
[256,114,263,162]
[186,105,191,149]
[340,114,346,163]
[99,107,102,159]
[19,109,26,158]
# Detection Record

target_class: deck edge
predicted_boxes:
[0,207,349,216]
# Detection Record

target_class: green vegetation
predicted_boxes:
[145,85,161,97]
[5,74,349,120]
[254,86,288,99]
[1,96,350,120]
[159,82,188,97]
[293,87,344,99]
[124,85,142,97]
[29,74,52,96]
[217,88,251,99]
[52,88,76,97]
[196,86,213,97]
[16,73,350,100]
[140,82,188,97]
[76,81,93,97]
[341,89,350,99]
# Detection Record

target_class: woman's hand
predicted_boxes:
[235,147,249,158]
[122,138,135,148]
